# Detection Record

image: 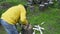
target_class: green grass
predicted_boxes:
[28,8,60,34]
[0,0,60,34]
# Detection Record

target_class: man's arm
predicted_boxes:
[19,4,28,25]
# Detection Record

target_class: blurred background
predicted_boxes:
[0,0,60,34]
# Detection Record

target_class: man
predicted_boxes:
[0,4,33,34]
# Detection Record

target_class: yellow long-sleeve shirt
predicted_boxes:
[1,4,28,25]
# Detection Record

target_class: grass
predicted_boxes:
[0,0,60,34]
[29,8,60,34]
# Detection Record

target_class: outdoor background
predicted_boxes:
[0,0,60,34]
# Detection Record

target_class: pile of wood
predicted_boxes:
[25,0,54,11]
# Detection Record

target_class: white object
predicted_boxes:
[49,2,53,4]
[19,32,21,34]
[44,3,48,5]
[40,4,45,7]
[41,22,45,25]
[33,25,44,34]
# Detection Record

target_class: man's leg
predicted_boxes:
[0,19,1,25]
[1,19,19,34]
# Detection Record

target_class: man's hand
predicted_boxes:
[21,24,33,34]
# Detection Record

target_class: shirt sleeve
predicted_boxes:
[19,5,28,25]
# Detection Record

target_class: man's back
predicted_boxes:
[1,4,24,24]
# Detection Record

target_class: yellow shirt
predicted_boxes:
[1,4,28,25]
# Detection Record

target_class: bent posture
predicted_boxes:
[0,4,32,34]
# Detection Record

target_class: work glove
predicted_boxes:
[21,24,33,34]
